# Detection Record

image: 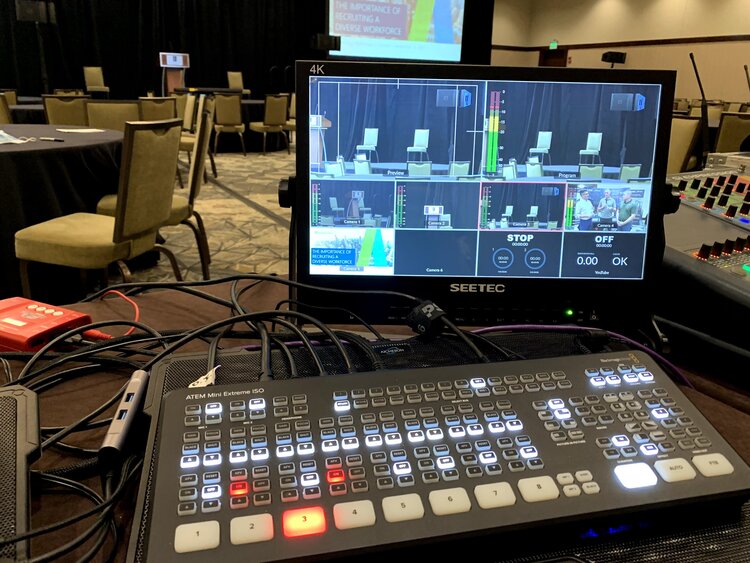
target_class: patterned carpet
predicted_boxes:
[125,147,295,284]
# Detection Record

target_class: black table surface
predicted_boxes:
[0,125,123,301]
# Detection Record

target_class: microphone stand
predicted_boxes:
[689,53,709,169]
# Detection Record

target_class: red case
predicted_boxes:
[0,297,92,352]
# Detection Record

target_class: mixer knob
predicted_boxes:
[678,179,687,191]
[696,187,708,199]
[702,197,715,210]
[718,195,729,207]
[709,186,720,198]
[716,175,726,186]
[710,242,724,258]
[736,237,746,252]
[723,239,735,254]
[696,244,712,260]
[690,179,701,190]
[740,203,750,216]
[703,177,714,188]
[729,174,738,184]
[725,205,738,218]
[723,184,733,195]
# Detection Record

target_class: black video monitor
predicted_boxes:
[292,61,675,329]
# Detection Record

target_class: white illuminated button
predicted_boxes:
[175,521,220,553]
[202,485,222,499]
[692,453,735,477]
[322,440,339,452]
[180,455,200,469]
[652,408,669,419]
[474,482,516,509]
[250,448,269,461]
[205,402,222,414]
[479,451,498,464]
[249,398,266,409]
[408,430,425,443]
[366,435,383,447]
[427,428,444,440]
[470,378,486,389]
[554,408,571,420]
[612,435,630,447]
[488,422,506,434]
[436,456,455,470]
[301,472,320,486]
[614,462,658,489]
[335,400,351,412]
[229,451,248,464]
[467,424,484,436]
[385,433,402,445]
[203,454,222,467]
[548,398,565,409]
[429,487,472,515]
[341,438,359,450]
[276,445,294,458]
[449,426,466,438]
[298,443,316,455]
[640,444,659,456]
[638,371,654,382]
[230,514,274,545]
[606,375,622,385]
[520,446,538,459]
[624,374,639,384]
[334,500,376,529]
[517,476,559,502]
[382,493,424,523]
[591,377,606,387]
[393,461,412,475]
[654,458,697,482]
[507,420,523,431]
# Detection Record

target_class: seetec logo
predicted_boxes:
[449,284,506,293]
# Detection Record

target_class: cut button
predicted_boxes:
[614,462,658,489]
[282,506,327,538]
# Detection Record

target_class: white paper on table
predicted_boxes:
[56,128,106,133]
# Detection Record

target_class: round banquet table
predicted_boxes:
[0,124,123,301]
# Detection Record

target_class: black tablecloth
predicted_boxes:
[0,124,123,301]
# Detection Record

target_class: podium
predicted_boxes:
[309,114,332,169]
[159,52,190,96]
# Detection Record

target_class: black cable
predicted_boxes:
[142,310,352,373]
[206,325,232,371]
[333,331,384,370]
[457,330,523,361]
[275,299,384,340]
[267,319,326,376]
[270,336,298,378]
[15,320,164,382]
[0,357,12,382]
[84,274,422,307]
[230,280,274,381]
[116,284,235,309]
[441,317,490,363]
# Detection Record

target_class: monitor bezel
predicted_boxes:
[291,60,676,330]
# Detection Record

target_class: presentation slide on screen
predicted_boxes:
[329,0,465,61]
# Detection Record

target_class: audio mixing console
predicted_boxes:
[131,350,750,562]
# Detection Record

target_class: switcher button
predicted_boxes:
[333,500,376,529]
[230,513,274,545]
[429,487,472,515]
[614,462,657,489]
[382,493,425,522]
[282,507,327,538]
[174,521,220,553]
[692,453,735,477]
[474,482,516,509]
[654,458,697,482]
[517,476,559,502]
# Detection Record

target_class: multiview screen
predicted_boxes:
[328,0,465,62]
[305,67,665,282]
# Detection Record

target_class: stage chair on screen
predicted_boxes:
[356,128,379,162]
[353,160,372,175]
[667,116,700,174]
[714,112,750,153]
[526,206,539,227]
[579,164,603,179]
[324,159,345,176]
[406,129,430,161]
[329,197,345,218]
[0,89,17,105]
[525,159,544,177]
[0,94,12,124]
[15,119,183,297]
[500,205,513,228]
[579,132,602,164]
[43,95,89,126]
[214,93,246,155]
[407,161,431,176]
[86,100,139,132]
[448,161,470,177]
[227,71,251,97]
[501,162,517,179]
[249,94,289,155]
[139,97,177,120]
[529,131,552,165]
[83,66,110,97]
[619,164,642,182]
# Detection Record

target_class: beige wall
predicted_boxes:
[491,0,750,100]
